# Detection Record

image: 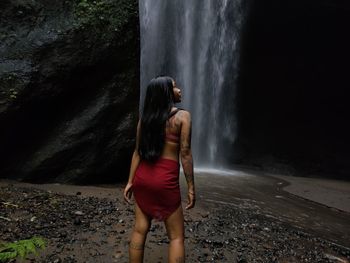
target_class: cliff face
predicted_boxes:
[0,0,139,183]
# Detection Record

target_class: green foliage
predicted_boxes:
[0,73,20,101]
[74,0,136,32]
[0,237,46,263]
[9,88,18,99]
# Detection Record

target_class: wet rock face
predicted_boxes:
[0,0,139,183]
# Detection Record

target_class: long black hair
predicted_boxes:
[138,76,175,162]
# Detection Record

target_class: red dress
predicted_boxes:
[132,109,182,221]
[132,157,181,221]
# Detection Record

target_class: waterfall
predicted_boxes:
[139,0,244,169]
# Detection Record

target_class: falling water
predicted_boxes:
[139,1,244,169]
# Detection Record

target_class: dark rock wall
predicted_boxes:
[235,0,350,179]
[0,0,139,183]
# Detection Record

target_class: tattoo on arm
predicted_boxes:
[180,113,194,188]
[182,155,194,185]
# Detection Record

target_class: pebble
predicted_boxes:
[1,185,349,262]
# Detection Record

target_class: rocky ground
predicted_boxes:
[0,174,350,263]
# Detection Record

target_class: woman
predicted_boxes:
[123,76,195,263]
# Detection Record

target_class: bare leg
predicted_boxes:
[164,205,185,263]
[129,203,151,263]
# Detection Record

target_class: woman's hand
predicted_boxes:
[185,191,195,210]
[123,182,133,204]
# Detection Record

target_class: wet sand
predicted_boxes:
[1,168,350,262]
[191,168,350,247]
[266,173,350,213]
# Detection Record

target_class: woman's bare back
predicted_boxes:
[161,107,185,162]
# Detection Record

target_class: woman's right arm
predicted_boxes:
[180,111,195,210]
[124,120,141,204]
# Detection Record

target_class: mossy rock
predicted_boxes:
[74,0,137,32]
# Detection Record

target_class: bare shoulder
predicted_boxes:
[177,109,191,122]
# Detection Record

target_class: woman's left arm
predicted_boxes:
[124,120,141,204]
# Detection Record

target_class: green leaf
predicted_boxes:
[0,237,46,262]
